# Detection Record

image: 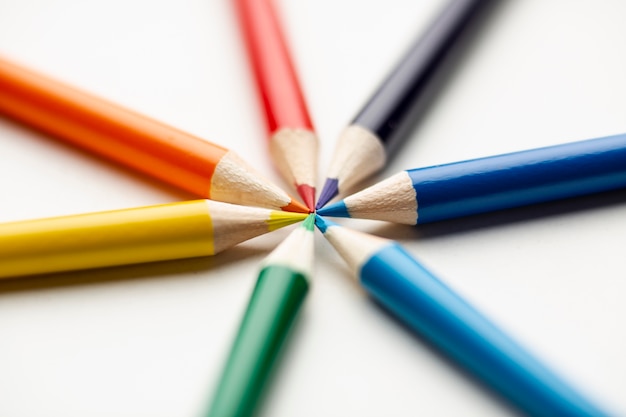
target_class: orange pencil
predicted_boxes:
[0,57,308,213]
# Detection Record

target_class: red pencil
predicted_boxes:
[235,0,318,211]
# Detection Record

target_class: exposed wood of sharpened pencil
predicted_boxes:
[235,0,318,211]
[317,133,626,224]
[314,215,609,417]
[207,214,315,417]
[317,0,493,209]
[0,56,308,213]
[0,200,307,278]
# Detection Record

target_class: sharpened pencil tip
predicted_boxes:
[314,215,328,233]
[302,213,315,231]
[316,200,350,218]
[316,178,339,209]
[297,184,316,212]
[268,211,308,231]
[282,198,310,213]
[314,214,339,233]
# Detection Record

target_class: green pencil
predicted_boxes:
[207,214,314,417]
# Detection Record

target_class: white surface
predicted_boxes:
[1,1,625,416]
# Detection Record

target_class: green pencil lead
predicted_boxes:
[302,213,315,231]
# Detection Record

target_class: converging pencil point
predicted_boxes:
[282,198,310,214]
[297,184,316,212]
[315,200,349,218]
[316,178,339,210]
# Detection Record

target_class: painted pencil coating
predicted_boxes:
[315,216,608,417]
[235,0,318,210]
[317,0,492,208]
[318,133,626,224]
[0,57,308,213]
[207,215,314,417]
[353,0,491,152]
[207,266,307,417]
[234,0,312,131]
[0,200,307,278]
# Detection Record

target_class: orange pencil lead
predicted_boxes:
[281,198,311,214]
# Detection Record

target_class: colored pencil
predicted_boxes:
[235,0,319,211]
[0,57,308,213]
[207,214,314,417]
[0,200,307,278]
[315,215,608,416]
[317,0,492,208]
[317,133,626,224]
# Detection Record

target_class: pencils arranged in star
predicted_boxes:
[314,215,608,417]
[235,0,319,211]
[0,0,619,414]
[317,0,494,208]
[0,200,307,278]
[207,214,315,417]
[318,133,626,224]
[0,56,309,213]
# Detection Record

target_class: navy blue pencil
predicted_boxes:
[315,215,608,417]
[317,133,626,224]
[317,0,493,208]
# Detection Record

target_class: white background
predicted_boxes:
[1,1,625,416]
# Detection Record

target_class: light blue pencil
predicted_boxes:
[315,215,608,417]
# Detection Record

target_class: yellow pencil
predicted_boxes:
[0,200,307,278]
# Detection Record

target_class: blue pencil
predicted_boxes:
[317,133,626,224]
[314,215,608,417]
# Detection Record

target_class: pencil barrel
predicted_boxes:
[354,0,491,154]
[0,58,226,198]
[0,200,214,278]
[360,243,606,416]
[235,0,313,132]
[207,266,308,417]
[412,134,626,223]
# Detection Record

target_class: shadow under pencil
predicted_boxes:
[0,115,197,202]
[0,245,269,295]
[369,187,626,241]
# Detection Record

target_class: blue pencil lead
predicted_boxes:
[314,214,339,233]
[316,200,350,218]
